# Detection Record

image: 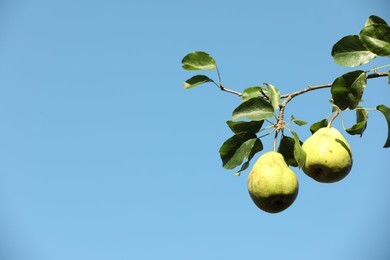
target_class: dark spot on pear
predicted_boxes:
[312,167,324,178]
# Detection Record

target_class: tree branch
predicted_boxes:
[280,72,389,99]
[274,71,389,135]
[219,72,388,99]
[219,84,242,96]
[367,71,389,79]
[219,72,389,98]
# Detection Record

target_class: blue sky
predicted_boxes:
[0,0,389,259]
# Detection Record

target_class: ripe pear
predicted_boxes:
[248,151,299,213]
[302,127,353,183]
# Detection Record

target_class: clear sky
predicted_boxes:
[0,0,389,259]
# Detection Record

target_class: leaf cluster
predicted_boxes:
[332,15,390,67]
[181,15,390,175]
[330,15,390,144]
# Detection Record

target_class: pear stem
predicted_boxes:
[328,110,340,128]
[273,133,277,152]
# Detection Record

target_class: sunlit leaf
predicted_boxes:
[232,97,274,121]
[226,120,264,134]
[331,70,367,110]
[265,83,280,110]
[234,139,263,176]
[181,51,217,70]
[292,120,307,126]
[219,134,263,169]
[291,130,306,168]
[331,35,376,67]
[364,15,388,27]
[291,115,307,126]
[241,86,262,102]
[247,139,263,161]
[309,119,328,134]
[183,75,214,89]
[376,104,390,148]
[360,24,390,56]
[278,135,301,167]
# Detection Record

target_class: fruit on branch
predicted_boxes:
[248,151,299,213]
[302,127,353,183]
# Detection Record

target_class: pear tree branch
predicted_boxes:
[219,72,388,98]
[219,84,243,96]
[218,71,389,140]
[272,72,388,139]
[280,72,389,99]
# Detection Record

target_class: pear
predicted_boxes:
[248,151,299,213]
[302,127,353,183]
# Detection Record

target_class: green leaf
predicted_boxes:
[219,134,263,169]
[241,86,262,102]
[234,139,263,176]
[331,35,377,67]
[181,51,217,70]
[291,115,307,126]
[356,107,368,122]
[277,135,301,167]
[265,83,280,110]
[376,104,390,148]
[360,24,390,57]
[364,15,388,27]
[234,161,249,176]
[226,120,264,134]
[291,130,306,168]
[232,97,274,121]
[292,120,307,126]
[309,119,328,134]
[331,70,367,110]
[183,75,214,89]
[247,139,263,161]
[345,108,368,136]
[345,121,367,137]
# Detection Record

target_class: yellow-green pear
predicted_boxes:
[302,127,353,183]
[248,151,299,213]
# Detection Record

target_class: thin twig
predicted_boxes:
[367,72,389,79]
[274,72,388,138]
[280,84,331,99]
[280,72,389,99]
[218,72,388,99]
[219,84,242,96]
[259,88,269,100]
